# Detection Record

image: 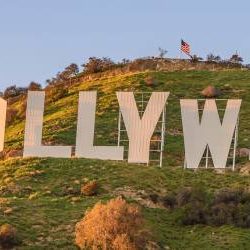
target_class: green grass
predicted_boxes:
[1,70,250,249]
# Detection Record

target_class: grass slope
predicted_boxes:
[1,70,250,249]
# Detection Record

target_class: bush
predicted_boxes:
[190,55,203,63]
[213,188,242,205]
[45,63,79,87]
[47,85,68,103]
[176,187,206,207]
[6,108,18,125]
[17,101,27,120]
[241,191,250,204]
[236,203,250,228]
[162,193,176,209]
[148,193,159,204]
[176,187,250,228]
[75,197,146,250]
[28,81,42,91]
[82,57,115,74]
[209,202,236,226]
[81,180,98,196]
[113,234,136,250]
[208,188,250,228]
[0,224,19,248]
[181,202,207,225]
[3,85,27,99]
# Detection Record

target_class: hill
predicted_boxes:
[0,69,250,249]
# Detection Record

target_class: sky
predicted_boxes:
[0,0,249,91]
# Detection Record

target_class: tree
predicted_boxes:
[82,57,115,74]
[229,53,243,64]
[28,81,42,91]
[3,85,27,99]
[121,58,130,64]
[57,64,79,82]
[207,53,221,63]
[191,54,203,62]
[64,63,79,76]
[158,47,168,58]
[45,63,79,87]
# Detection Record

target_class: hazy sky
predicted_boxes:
[0,0,249,90]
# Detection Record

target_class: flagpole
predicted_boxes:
[180,39,182,59]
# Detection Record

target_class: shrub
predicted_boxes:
[236,203,250,228]
[162,193,176,209]
[176,187,192,206]
[6,108,18,125]
[180,202,207,225]
[213,188,242,205]
[82,57,115,74]
[45,63,79,87]
[241,191,250,204]
[0,224,18,248]
[177,188,250,228]
[209,188,250,228]
[3,85,27,99]
[81,180,98,196]
[17,101,27,120]
[28,81,42,91]
[209,202,237,226]
[229,53,243,64]
[190,55,203,63]
[148,193,159,204]
[47,86,68,103]
[75,197,146,250]
[206,53,221,63]
[113,234,136,250]
[176,187,206,207]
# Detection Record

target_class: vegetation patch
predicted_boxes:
[75,197,148,250]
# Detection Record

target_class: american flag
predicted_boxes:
[181,39,190,55]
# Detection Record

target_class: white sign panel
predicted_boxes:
[117,92,169,163]
[0,98,7,152]
[181,99,241,169]
[75,91,124,160]
[23,91,72,158]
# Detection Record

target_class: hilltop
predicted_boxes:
[0,66,250,249]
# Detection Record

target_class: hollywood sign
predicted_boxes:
[0,91,242,169]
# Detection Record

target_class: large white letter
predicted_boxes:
[75,91,124,160]
[0,98,7,152]
[23,91,72,158]
[117,92,169,163]
[180,99,241,169]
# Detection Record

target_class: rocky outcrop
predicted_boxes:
[238,148,250,158]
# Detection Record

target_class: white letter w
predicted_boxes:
[180,99,241,169]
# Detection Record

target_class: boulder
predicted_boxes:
[201,85,221,98]
[144,76,156,86]
[239,148,250,158]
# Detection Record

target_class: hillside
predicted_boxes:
[0,70,250,249]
